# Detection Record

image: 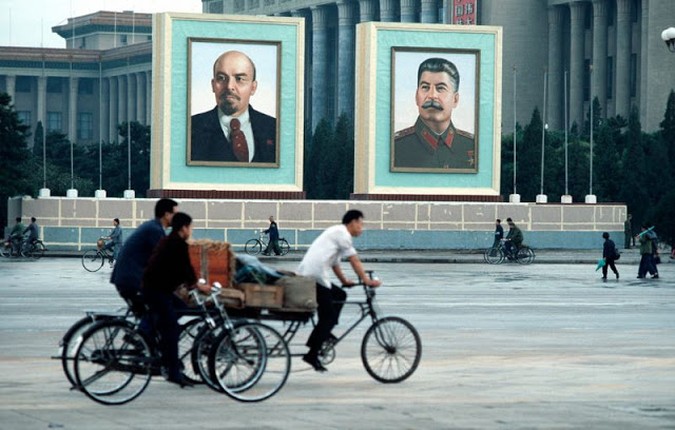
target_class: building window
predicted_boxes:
[77,112,93,140]
[47,77,63,93]
[584,3,592,29]
[17,111,32,126]
[606,56,614,99]
[629,53,637,97]
[16,76,32,92]
[78,79,94,95]
[47,111,62,132]
[456,5,463,15]
[208,2,224,13]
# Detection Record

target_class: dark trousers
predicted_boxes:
[264,238,280,255]
[602,257,619,278]
[306,284,346,356]
[638,254,656,277]
[144,288,181,379]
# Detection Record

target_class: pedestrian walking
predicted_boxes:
[601,232,619,281]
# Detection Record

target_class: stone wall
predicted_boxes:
[6,196,627,251]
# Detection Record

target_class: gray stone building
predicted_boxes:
[0,11,152,145]
[0,1,672,148]
[205,0,675,133]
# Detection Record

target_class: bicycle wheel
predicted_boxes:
[22,241,45,259]
[516,246,536,265]
[60,315,97,387]
[82,250,104,272]
[361,316,422,384]
[179,318,206,385]
[209,322,290,402]
[0,242,10,258]
[483,246,504,265]
[192,324,225,392]
[74,320,152,405]
[245,239,262,255]
[278,239,290,256]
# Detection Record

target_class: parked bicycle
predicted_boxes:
[245,232,290,256]
[483,238,535,265]
[81,238,115,272]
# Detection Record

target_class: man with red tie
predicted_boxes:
[190,50,277,164]
[393,57,475,171]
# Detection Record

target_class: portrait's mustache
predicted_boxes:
[219,91,240,102]
[421,100,443,110]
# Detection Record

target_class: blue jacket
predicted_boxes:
[110,219,166,291]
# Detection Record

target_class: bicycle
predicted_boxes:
[0,237,21,258]
[483,238,535,265]
[70,286,290,405]
[265,270,422,384]
[245,232,290,256]
[81,238,115,272]
[20,239,46,260]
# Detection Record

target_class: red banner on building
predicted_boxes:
[452,0,478,25]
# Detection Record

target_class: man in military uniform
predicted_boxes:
[394,57,476,170]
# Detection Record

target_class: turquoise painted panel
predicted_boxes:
[44,227,80,243]
[375,29,497,189]
[168,18,300,185]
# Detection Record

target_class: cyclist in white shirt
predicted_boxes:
[296,209,381,371]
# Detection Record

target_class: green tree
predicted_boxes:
[305,118,334,199]
[333,113,354,199]
[517,108,544,201]
[619,106,649,228]
[0,93,33,230]
[111,121,151,197]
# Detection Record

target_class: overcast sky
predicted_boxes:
[0,0,203,48]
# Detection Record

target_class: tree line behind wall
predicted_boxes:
[1,91,674,247]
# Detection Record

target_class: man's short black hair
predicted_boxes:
[506,217,513,223]
[15,217,21,222]
[496,219,501,223]
[155,198,178,219]
[31,217,36,222]
[114,218,120,224]
[171,212,192,231]
[342,209,364,225]
[417,57,460,92]
[602,232,609,239]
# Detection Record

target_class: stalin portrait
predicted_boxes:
[393,57,476,172]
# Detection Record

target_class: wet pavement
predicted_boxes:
[0,251,674,429]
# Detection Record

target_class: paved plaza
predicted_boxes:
[0,253,674,429]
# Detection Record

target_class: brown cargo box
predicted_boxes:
[235,283,283,309]
[275,275,318,311]
[188,240,235,288]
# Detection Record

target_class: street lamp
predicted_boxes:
[662,27,675,52]
[536,69,548,204]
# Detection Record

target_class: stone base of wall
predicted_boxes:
[6,196,627,252]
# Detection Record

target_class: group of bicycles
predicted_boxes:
[0,237,46,259]
[56,271,422,405]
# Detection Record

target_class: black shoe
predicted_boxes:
[601,277,607,281]
[652,274,659,279]
[616,273,619,279]
[302,354,327,372]
[167,374,194,388]
[637,276,645,279]
[261,252,270,256]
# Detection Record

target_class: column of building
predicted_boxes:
[5,76,15,105]
[379,0,397,21]
[569,2,585,129]
[614,0,631,118]
[109,76,118,143]
[638,0,649,122]
[310,5,328,131]
[420,0,438,23]
[135,72,145,125]
[37,76,46,128]
[358,0,376,21]
[400,0,417,22]
[592,0,608,117]
[145,71,152,125]
[337,1,356,118]
[547,5,564,131]
[100,77,109,143]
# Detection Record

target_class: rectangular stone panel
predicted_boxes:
[208,201,244,225]
[382,203,416,222]
[315,202,349,224]
[429,204,462,223]
[279,202,313,226]
[562,206,595,223]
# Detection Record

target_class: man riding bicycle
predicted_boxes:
[102,218,123,264]
[22,217,39,248]
[503,217,523,258]
[6,217,25,255]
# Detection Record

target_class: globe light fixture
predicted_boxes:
[662,27,675,53]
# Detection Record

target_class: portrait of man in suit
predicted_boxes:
[392,54,478,173]
[189,49,277,165]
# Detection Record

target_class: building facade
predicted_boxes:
[0,11,152,146]
[0,2,672,149]
[204,0,675,133]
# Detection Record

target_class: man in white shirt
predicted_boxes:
[297,209,381,371]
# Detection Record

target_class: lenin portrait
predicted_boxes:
[392,50,479,173]
[188,40,279,166]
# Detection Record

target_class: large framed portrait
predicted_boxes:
[188,38,280,167]
[150,13,304,193]
[354,22,502,196]
[391,48,479,173]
